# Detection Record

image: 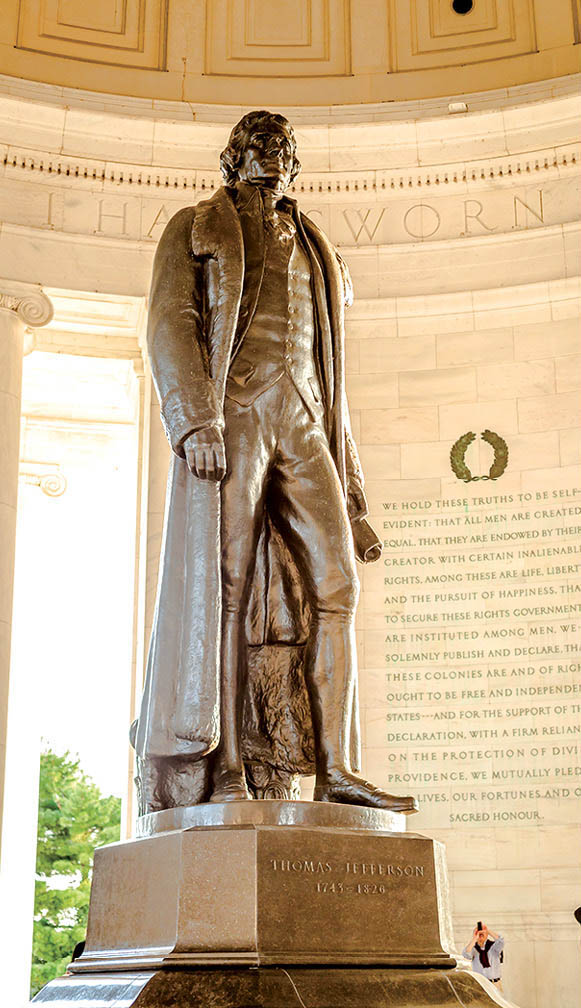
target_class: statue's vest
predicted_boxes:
[226,222,323,420]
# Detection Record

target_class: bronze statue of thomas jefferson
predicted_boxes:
[134,111,416,814]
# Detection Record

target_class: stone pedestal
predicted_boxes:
[33,966,512,1006]
[32,802,514,1006]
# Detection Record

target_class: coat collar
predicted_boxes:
[233,179,296,215]
[233,180,260,211]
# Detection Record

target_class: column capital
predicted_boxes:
[0,280,53,328]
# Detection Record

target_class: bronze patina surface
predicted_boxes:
[136,797,406,837]
[131,111,417,815]
[31,112,520,1008]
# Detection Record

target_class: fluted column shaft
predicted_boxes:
[0,306,25,856]
[0,284,52,1007]
[0,283,53,859]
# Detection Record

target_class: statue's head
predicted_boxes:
[220,111,301,193]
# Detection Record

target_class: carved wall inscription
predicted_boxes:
[369,483,581,830]
[0,177,575,248]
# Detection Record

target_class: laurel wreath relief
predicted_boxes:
[450,429,509,482]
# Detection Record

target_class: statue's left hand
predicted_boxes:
[183,425,226,481]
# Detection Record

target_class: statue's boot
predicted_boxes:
[314,771,418,812]
[308,615,418,813]
[210,767,251,802]
[209,612,252,803]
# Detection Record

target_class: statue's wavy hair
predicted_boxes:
[220,110,301,187]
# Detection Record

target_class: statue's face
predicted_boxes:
[237,123,294,193]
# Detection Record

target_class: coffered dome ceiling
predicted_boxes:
[1,0,580,105]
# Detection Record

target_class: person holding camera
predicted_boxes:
[463,922,505,991]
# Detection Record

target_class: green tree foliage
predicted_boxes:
[30,748,121,997]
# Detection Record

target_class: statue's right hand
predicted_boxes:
[183,425,226,481]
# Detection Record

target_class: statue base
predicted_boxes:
[70,800,452,971]
[32,966,511,1006]
[31,802,514,1005]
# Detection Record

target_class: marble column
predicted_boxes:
[0,282,53,855]
[0,282,52,1005]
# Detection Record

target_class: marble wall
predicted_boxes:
[348,278,581,1008]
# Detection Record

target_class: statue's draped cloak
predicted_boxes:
[135,187,366,766]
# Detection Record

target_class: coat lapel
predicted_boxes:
[231,183,266,356]
[296,208,346,487]
[292,207,335,412]
[191,188,245,388]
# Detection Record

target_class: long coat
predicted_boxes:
[134,186,376,762]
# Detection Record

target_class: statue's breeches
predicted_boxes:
[220,375,359,619]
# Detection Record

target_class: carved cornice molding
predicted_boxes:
[0,72,580,123]
[0,281,53,327]
[1,143,579,198]
[1,77,579,194]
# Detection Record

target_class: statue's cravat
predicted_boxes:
[262,190,296,244]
